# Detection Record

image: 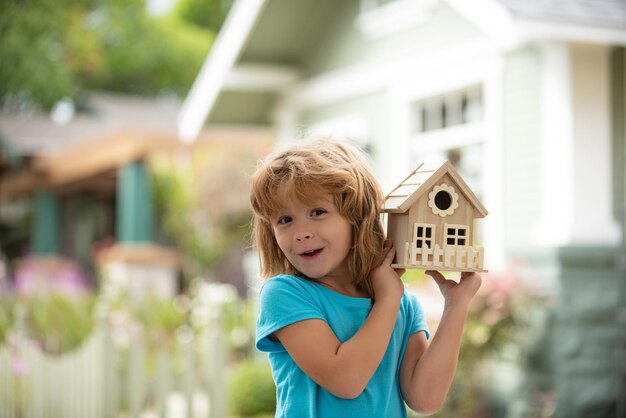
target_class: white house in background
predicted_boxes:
[179,1,626,413]
[178,0,625,275]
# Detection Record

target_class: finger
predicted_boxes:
[460,271,479,280]
[384,244,396,263]
[425,270,447,285]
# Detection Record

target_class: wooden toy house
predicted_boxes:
[383,161,488,272]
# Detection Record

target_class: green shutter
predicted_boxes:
[116,160,153,243]
[31,190,59,254]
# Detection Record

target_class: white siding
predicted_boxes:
[301,92,390,181]
[502,47,543,252]
[304,2,484,77]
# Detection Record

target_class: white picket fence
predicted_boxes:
[405,242,485,270]
[0,320,227,418]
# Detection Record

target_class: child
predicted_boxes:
[250,137,481,417]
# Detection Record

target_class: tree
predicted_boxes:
[174,0,233,32]
[0,0,215,110]
[0,0,98,109]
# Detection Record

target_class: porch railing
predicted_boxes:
[404,242,485,271]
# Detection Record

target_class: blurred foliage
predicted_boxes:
[131,294,188,347]
[220,295,256,359]
[401,268,428,285]
[85,2,214,96]
[23,294,96,354]
[417,273,548,418]
[229,359,276,417]
[0,0,89,109]
[150,142,265,282]
[174,0,233,31]
[0,299,14,345]
[0,0,216,111]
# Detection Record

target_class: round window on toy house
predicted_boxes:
[428,183,459,217]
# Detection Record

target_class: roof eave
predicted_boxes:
[177,0,268,143]
[445,0,626,49]
[515,20,626,46]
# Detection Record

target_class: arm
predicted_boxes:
[400,271,481,415]
[274,243,405,399]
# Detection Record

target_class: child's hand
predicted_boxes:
[370,240,405,303]
[425,270,481,308]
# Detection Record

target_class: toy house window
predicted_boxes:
[414,223,435,249]
[444,224,468,246]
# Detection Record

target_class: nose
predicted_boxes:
[296,232,313,241]
[295,225,313,241]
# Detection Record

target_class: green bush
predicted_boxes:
[25,294,96,354]
[0,299,14,345]
[229,359,276,417]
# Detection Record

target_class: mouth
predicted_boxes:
[299,248,323,258]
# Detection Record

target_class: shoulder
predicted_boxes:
[399,290,426,320]
[256,275,327,351]
[259,274,321,303]
[260,274,312,294]
[401,290,419,308]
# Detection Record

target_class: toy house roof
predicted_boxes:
[382,160,488,217]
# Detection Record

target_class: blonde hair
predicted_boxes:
[249,137,386,298]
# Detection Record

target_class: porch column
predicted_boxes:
[532,42,621,246]
[30,189,59,255]
[104,159,178,297]
[116,160,153,243]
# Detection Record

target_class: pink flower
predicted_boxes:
[13,256,90,298]
[10,355,29,376]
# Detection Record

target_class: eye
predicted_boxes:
[277,216,293,225]
[311,208,327,217]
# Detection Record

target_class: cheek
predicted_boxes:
[273,230,290,252]
[338,223,353,248]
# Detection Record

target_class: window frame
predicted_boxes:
[413,222,436,249]
[444,223,469,247]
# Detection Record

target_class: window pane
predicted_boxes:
[444,94,463,127]
[462,86,483,123]
[423,99,443,132]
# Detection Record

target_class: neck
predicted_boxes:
[315,277,368,298]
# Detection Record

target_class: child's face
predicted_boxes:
[271,188,353,281]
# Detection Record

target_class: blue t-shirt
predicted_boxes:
[256,274,430,418]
